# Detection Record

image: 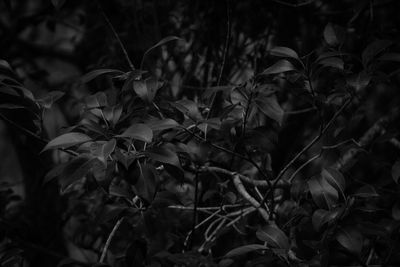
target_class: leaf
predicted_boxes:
[141,36,182,68]
[36,91,65,109]
[42,132,92,152]
[145,147,181,169]
[391,159,400,183]
[225,244,268,258]
[308,175,338,210]
[133,77,163,103]
[57,156,102,192]
[270,47,299,60]
[346,71,370,92]
[133,164,158,203]
[103,105,123,127]
[256,224,290,249]
[255,94,284,125]
[146,118,179,131]
[116,123,153,143]
[321,168,346,197]
[312,208,342,232]
[98,139,116,164]
[0,59,12,71]
[318,57,344,70]
[362,40,392,66]
[323,23,339,46]
[262,60,296,75]
[81,69,124,83]
[336,227,363,255]
[352,185,379,198]
[85,92,108,109]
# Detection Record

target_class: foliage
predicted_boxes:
[1,0,400,267]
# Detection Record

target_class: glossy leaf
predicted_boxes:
[146,118,179,131]
[81,69,124,83]
[270,46,299,60]
[336,227,363,255]
[362,40,392,66]
[42,132,92,152]
[116,123,153,143]
[256,224,290,249]
[323,23,339,46]
[321,168,346,197]
[85,92,108,109]
[318,57,344,70]
[308,175,338,210]
[145,147,181,169]
[312,208,342,232]
[261,60,296,75]
[352,185,379,198]
[225,244,267,257]
[133,77,163,103]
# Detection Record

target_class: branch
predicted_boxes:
[99,217,124,263]
[202,166,287,187]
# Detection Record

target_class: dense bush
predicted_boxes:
[1,0,400,266]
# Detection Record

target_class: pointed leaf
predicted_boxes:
[146,118,179,131]
[225,244,268,258]
[362,40,392,66]
[323,23,339,46]
[145,147,181,169]
[116,123,153,143]
[308,175,338,210]
[322,168,346,197]
[352,184,379,198]
[42,132,92,152]
[261,60,296,75]
[81,69,124,83]
[256,224,290,249]
[270,47,299,60]
[312,208,342,232]
[318,57,344,70]
[141,36,182,69]
[336,227,363,255]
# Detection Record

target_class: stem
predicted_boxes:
[99,217,124,263]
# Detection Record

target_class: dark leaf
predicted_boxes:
[308,175,338,210]
[261,60,296,75]
[321,168,346,197]
[256,224,290,249]
[225,244,268,258]
[141,36,182,68]
[42,132,92,152]
[145,147,181,169]
[255,94,284,125]
[51,0,66,9]
[336,227,363,255]
[81,69,124,83]
[312,208,342,232]
[0,103,26,109]
[146,118,179,131]
[116,123,153,143]
[36,91,65,109]
[362,40,392,66]
[85,92,108,109]
[323,23,339,46]
[270,46,299,60]
[352,185,379,198]
[318,57,344,70]
[377,53,400,62]
[346,71,370,92]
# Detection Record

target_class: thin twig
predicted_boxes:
[99,217,124,263]
[99,8,135,71]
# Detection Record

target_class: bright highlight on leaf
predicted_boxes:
[116,123,153,143]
